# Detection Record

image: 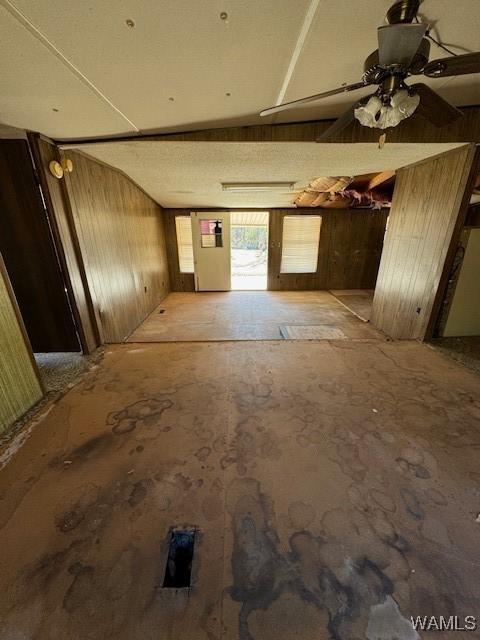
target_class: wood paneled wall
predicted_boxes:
[63,151,170,342]
[0,140,80,352]
[0,255,42,433]
[31,135,100,354]
[164,208,388,292]
[371,144,479,340]
[68,106,480,146]
[268,209,387,290]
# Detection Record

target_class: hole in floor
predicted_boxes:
[162,528,196,588]
[158,309,166,314]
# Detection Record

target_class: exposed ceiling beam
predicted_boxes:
[368,170,396,190]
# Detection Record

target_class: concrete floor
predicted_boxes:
[330,290,374,323]
[127,291,382,342]
[1,339,480,639]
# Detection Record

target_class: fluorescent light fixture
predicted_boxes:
[221,181,296,192]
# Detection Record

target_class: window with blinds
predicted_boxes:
[175,216,194,273]
[280,215,321,274]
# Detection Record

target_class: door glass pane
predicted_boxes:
[200,219,223,248]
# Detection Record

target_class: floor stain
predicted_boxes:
[1,340,480,639]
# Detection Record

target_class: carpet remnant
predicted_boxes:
[280,325,347,340]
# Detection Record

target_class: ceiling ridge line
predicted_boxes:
[274,0,322,108]
[0,0,140,132]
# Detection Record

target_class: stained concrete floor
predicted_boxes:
[127,291,382,342]
[1,339,480,639]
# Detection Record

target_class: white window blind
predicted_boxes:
[280,215,321,273]
[175,216,194,273]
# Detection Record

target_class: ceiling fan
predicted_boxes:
[260,0,480,139]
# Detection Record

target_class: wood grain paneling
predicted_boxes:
[164,208,387,292]
[0,254,42,433]
[0,139,80,352]
[268,209,388,291]
[371,144,479,340]
[63,151,170,342]
[30,135,100,354]
[66,106,480,146]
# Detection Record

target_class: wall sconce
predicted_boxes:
[49,160,64,179]
[48,158,73,179]
[61,158,73,173]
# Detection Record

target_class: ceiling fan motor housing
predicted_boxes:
[363,35,430,85]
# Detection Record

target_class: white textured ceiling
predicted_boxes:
[72,141,464,207]
[0,0,478,139]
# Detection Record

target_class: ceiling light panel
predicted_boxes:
[222,182,296,192]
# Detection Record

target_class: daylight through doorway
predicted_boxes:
[230,211,268,290]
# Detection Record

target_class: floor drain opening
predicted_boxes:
[162,528,196,588]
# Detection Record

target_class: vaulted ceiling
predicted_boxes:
[0,0,479,140]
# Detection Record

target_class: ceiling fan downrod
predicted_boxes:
[386,0,421,24]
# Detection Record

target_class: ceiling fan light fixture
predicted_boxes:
[354,89,419,129]
[376,104,405,128]
[391,89,420,117]
[354,95,383,127]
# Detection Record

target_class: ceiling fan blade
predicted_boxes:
[378,23,427,66]
[259,82,367,117]
[316,106,356,141]
[316,95,373,142]
[411,83,463,127]
[423,52,480,78]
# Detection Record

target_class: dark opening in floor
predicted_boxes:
[162,528,196,588]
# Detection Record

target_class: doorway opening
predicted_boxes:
[0,139,84,395]
[230,211,268,290]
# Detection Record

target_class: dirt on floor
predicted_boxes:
[1,339,480,639]
[430,335,480,375]
[127,291,383,342]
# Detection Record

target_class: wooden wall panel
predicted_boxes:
[164,208,387,292]
[69,106,480,145]
[0,255,42,433]
[0,140,80,352]
[371,144,478,340]
[31,136,100,354]
[64,151,170,343]
[268,209,387,291]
